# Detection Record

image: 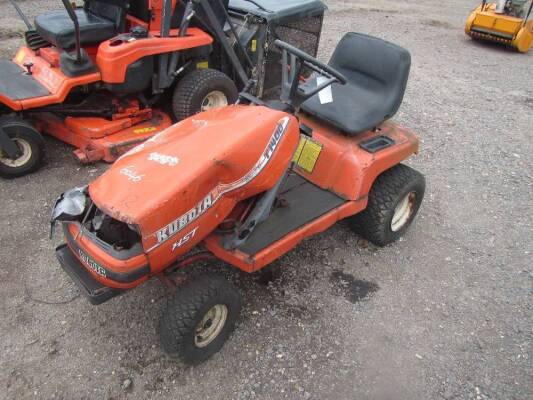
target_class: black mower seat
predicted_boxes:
[35,1,127,49]
[301,32,411,136]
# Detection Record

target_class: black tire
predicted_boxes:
[159,274,242,365]
[0,116,44,179]
[349,164,425,246]
[172,68,238,121]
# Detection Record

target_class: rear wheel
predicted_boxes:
[0,116,44,179]
[172,68,238,121]
[159,274,242,365]
[349,164,425,246]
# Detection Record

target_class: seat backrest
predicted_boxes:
[329,32,411,119]
[85,0,128,31]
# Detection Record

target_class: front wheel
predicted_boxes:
[172,68,238,121]
[0,116,45,179]
[349,164,425,246]
[159,274,242,365]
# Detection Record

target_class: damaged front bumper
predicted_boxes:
[56,244,124,305]
[51,187,151,303]
[63,223,150,285]
[56,223,151,304]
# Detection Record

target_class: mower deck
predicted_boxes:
[238,174,346,255]
[33,109,173,163]
[0,60,50,101]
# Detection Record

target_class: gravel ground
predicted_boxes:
[1,0,532,399]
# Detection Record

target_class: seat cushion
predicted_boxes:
[301,77,393,135]
[35,9,117,49]
[301,33,411,135]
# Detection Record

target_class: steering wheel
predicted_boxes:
[273,40,347,110]
[274,40,347,85]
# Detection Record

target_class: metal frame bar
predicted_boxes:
[197,0,249,86]
[524,0,533,24]
[156,0,250,91]
[223,166,291,250]
[160,0,173,37]
[166,0,195,81]
[214,0,255,70]
[7,0,33,30]
[156,0,173,90]
[60,0,82,62]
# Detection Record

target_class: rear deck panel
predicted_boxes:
[0,60,50,101]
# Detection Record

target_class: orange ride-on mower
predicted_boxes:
[465,0,533,52]
[51,33,425,364]
[0,0,297,178]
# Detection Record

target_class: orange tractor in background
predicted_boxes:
[0,0,327,178]
[466,0,533,52]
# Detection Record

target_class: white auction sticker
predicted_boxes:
[317,76,333,104]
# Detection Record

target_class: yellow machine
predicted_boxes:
[466,0,533,53]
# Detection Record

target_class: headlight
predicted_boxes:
[50,186,88,238]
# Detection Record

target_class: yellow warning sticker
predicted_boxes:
[293,135,323,173]
[133,126,157,134]
[196,61,209,69]
[251,39,257,52]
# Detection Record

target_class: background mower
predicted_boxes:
[0,0,327,178]
[466,0,533,52]
[51,32,425,364]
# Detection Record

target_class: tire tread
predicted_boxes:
[0,116,44,179]
[172,69,238,121]
[159,274,241,364]
[350,164,425,246]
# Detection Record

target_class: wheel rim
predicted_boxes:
[0,138,32,167]
[200,90,228,111]
[194,304,228,348]
[391,191,416,232]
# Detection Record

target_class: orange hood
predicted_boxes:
[89,105,300,246]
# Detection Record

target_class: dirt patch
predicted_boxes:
[330,270,379,304]
[0,35,23,58]
[330,6,404,16]
[0,27,25,40]
[422,19,455,29]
